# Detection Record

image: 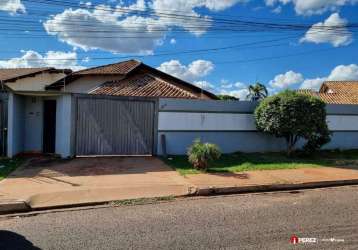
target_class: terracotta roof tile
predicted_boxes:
[90,73,200,99]
[321,81,358,94]
[0,67,52,81]
[299,89,358,105]
[296,89,316,95]
[73,59,141,75]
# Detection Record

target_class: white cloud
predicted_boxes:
[170,38,176,45]
[299,64,358,89]
[0,50,84,70]
[44,0,245,53]
[44,6,166,54]
[266,0,358,15]
[157,59,214,82]
[272,6,282,13]
[269,70,304,89]
[0,0,25,14]
[234,81,246,88]
[327,64,358,80]
[300,77,326,90]
[216,79,249,100]
[221,83,233,89]
[150,0,242,36]
[220,89,250,100]
[194,80,215,91]
[300,13,353,47]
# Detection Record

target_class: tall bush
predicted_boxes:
[254,90,331,155]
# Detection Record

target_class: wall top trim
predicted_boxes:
[159,98,358,115]
[326,104,358,115]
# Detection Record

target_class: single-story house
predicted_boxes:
[0,60,217,158]
[0,67,71,92]
[3,61,358,159]
[299,81,358,104]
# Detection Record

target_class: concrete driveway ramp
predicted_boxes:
[0,157,192,210]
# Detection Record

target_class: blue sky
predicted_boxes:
[0,0,358,99]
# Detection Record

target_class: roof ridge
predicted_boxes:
[73,59,141,74]
[0,67,52,69]
[324,80,358,83]
[0,67,61,82]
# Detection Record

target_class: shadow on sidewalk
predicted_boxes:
[7,156,173,179]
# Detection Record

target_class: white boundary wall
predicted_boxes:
[157,99,358,155]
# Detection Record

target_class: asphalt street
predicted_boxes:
[1,185,358,250]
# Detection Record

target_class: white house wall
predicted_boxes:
[7,93,25,157]
[6,72,66,91]
[61,75,125,93]
[7,93,73,158]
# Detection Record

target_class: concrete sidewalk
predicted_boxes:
[0,157,193,212]
[185,166,358,195]
[2,156,358,214]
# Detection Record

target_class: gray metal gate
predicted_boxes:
[75,96,156,156]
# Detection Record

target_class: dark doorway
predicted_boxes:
[43,100,56,153]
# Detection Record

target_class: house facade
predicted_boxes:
[1,60,217,158]
[2,62,358,159]
[0,68,71,157]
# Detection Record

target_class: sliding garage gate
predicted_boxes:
[75,96,156,156]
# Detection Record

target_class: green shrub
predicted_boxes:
[254,90,331,155]
[187,139,221,170]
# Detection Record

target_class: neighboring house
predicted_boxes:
[299,81,358,104]
[0,67,71,91]
[46,59,217,100]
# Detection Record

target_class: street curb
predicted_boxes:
[193,179,358,196]
[0,200,31,214]
[2,180,358,215]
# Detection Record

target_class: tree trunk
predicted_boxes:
[286,135,295,157]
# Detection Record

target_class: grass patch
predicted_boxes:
[163,150,358,176]
[110,196,176,206]
[0,158,24,181]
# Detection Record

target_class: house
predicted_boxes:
[299,81,358,104]
[46,59,217,100]
[0,67,71,92]
[0,68,72,157]
[0,60,217,158]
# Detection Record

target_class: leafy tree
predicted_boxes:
[254,90,331,155]
[217,94,239,101]
[247,82,268,101]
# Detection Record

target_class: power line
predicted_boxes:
[0,34,302,61]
